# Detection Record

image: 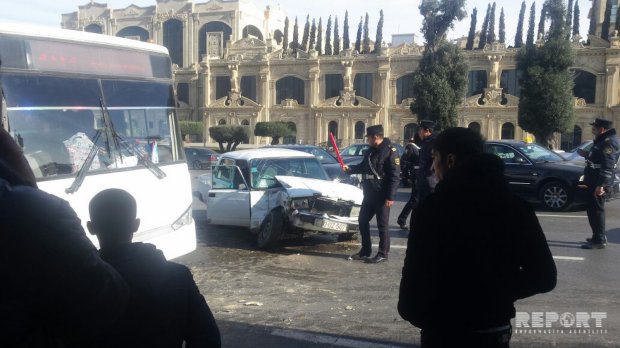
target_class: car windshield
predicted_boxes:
[516,143,565,162]
[568,141,593,153]
[306,148,339,164]
[342,144,367,156]
[249,157,329,189]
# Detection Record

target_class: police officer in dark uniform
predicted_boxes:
[397,135,421,229]
[416,120,437,204]
[343,125,401,263]
[579,118,620,249]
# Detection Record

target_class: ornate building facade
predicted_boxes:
[62,0,620,148]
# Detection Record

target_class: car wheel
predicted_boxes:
[192,160,202,170]
[337,232,359,242]
[539,181,571,211]
[257,211,284,249]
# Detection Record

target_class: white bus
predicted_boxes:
[0,24,196,259]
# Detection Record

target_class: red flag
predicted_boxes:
[329,132,345,170]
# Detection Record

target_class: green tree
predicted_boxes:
[566,0,574,40]
[374,10,384,53]
[538,2,547,38]
[588,0,597,36]
[355,17,362,52]
[316,18,323,54]
[499,7,506,43]
[466,7,477,50]
[254,121,296,145]
[301,15,310,51]
[180,121,204,139]
[602,0,612,40]
[343,11,350,49]
[292,17,300,49]
[515,1,526,48]
[573,0,580,36]
[362,13,371,53]
[518,0,574,149]
[309,19,317,51]
[283,17,289,50]
[526,2,536,47]
[488,2,496,43]
[209,125,249,152]
[616,0,620,33]
[325,16,333,55]
[411,0,468,130]
[334,16,340,54]
[478,4,491,49]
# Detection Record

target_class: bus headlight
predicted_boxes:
[172,205,192,230]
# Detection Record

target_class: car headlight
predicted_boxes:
[350,205,361,217]
[172,205,192,230]
[579,175,585,183]
[291,198,311,210]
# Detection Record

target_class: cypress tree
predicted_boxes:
[478,3,491,49]
[316,17,323,54]
[566,0,574,39]
[301,15,310,51]
[466,7,477,50]
[362,13,370,53]
[488,2,496,43]
[374,10,384,53]
[602,0,612,40]
[573,0,580,36]
[309,18,317,51]
[355,17,362,53]
[283,17,289,50]
[325,16,333,55]
[615,0,620,33]
[334,16,341,54]
[292,17,299,49]
[526,2,536,47]
[343,11,350,49]
[515,1,526,48]
[588,0,597,36]
[499,7,506,43]
[538,3,546,38]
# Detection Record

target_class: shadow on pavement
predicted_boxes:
[546,240,588,249]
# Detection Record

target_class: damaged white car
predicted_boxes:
[201,148,363,249]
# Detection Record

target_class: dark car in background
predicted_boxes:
[340,142,405,163]
[184,147,220,170]
[268,145,360,186]
[484,141,588,211]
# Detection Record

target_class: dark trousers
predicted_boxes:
[358,198,390,257]
[421,326,512,348]
[586,186,607,243]
[397,185,417,225]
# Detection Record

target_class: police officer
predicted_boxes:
[343,125,400,263]
[578,118,620,249]
[416,120,437,204]
[397,135,421,230]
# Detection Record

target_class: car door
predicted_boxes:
[485,144,539,196]
[206,164,251,226]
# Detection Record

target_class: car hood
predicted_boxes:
[275,175,363,204]
[536,160,585,173]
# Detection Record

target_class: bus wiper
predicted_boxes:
[65,130,103,194]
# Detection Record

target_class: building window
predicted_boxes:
[198,22,232,59]
[468,122,481,134]
[84,24,102,34]
[354,73,374,101]
[218,119,227,125]
[467,70,487,97]
[355,121,365,140]
[177,83,190,105]
[325,74,344,99]
[163,19,183,67]
[276,76,305,104]
[116,26,149,42]
[501,122,515,140]
[241,76,257,102]
[500,70,521,96]
[396,73,415,103]
[215,76,231,100]
[241,119,250,126]
[328,121,338,139]
[573,70,596,104]
[242,25,263,41]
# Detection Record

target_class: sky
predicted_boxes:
[0,0,592,46]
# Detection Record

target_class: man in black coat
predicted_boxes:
[415,120,437,204]
[86,188,221,348]
[398,128,557,348]
[397,135,421,230]
[344,125,401,263]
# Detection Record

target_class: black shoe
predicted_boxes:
[365,254,388,263]
[347,252,370,261]
[398,223,408,230]
[585,237,608,244]
[581,242,606,249]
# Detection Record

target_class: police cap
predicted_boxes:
[589,118,613,129]
[420,120,435,130]
[366,125,384,137]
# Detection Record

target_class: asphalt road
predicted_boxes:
[177,170,620,347]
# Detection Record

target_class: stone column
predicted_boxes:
[202,63,212,107]
[267,78,276,121]
[315,112,323,145]
[378,69,391,134]
[182,19,189,67]
[193,15,200,64]
[596,73,607,105]
[309,70,320,107]
[605,65,618,107]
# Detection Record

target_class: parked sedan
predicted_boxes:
[561,140,593,162]
[340,142,405,161]
[484,141,587,211]
[184,147,220,170]
[267,145,360,186]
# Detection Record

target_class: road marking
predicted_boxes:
[391,245,585,261]
[271,328,406,348]
[536,214,587,218]
[390,245,407,249]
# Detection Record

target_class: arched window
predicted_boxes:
[501,122,515,140]
[396,73,415,103]
[273,30,284,45]
[328,121,338,139]
[355,121,365,140]
[404,123,417,140]
[561,125,583,150]
[116,26,149,42]
[276,76,305,104]
[325,74,344,99]
[354,73,374,101]
[198,21,232,59]
[163,19,183,67]
[468,122,481,134]
[242,25,263,41]
[241,119,250,126]
[84,24,102,34]
[573,69,596,104]
[218,119,227,125]
[283,121,297,144]
[468,70,487,97]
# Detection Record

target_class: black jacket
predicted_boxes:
[398,153,557,331]
[92,242,221,348]
[584,128,620,187]
[0,164,129,347]
[348,138,401,201]
[416,134,436,200]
